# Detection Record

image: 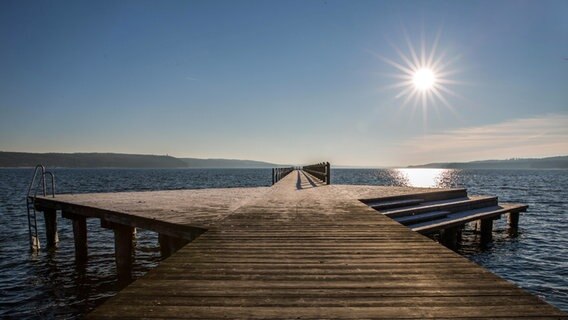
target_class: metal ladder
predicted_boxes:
[26,165,55,251]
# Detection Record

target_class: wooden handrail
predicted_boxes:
[271,167,294,185]
[302,162,330,185]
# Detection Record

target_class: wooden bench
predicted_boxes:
[409,203,528,249]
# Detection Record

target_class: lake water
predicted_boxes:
[0,168,566,318]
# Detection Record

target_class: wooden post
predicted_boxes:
[440,227,458,251]
[101,220,134,282]
[159,234,190,258]
[272,168,275,185]
[114,224,134,282]
[30,234,40,251]
[457,225,463,243]
[63,212,88,262]
[509,211,520,229]
[43,208,59,248]
[508,211,520,237]
[326,162,331,185]
[480,218,493,245]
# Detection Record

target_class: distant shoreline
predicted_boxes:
[407,155,568,170]
[0,151,285,169]
[1,151,566,169]
[0,166,274,169]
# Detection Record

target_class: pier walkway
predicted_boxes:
[33,170,566,319]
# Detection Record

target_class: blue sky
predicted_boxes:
[1,0,567,166]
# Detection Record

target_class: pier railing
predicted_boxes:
[302,162,331,185]
[26,164,55,250]
[272,167,294,185]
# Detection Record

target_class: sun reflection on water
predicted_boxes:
[390,168,457,188]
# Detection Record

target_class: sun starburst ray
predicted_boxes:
[403,28,421,70]
[379,28,461,120]
[402,88,419,107]
[433,54,462,71]
[385,73,414,80]
[378,55,416,75]
[420,30,427,67]
[389,42,419,71]
[430,50,448,70]
[383,81,413,90]
[427,28,442,67]
[431,87,453,109]
[434,84,460,98]
[396,85,416,99]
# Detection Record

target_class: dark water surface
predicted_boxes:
[0,168,566,318]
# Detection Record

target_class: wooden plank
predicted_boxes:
[88,305,567,319]
[382,196,497,218]
[410,204,529,233]
[395,210,450,225]
[371,198,425,210]
[104,294,550,307]
[360,188,468,205]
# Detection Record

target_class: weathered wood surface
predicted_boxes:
[380,195,497,217]
[410,203,528,233]
[32,174,447,239]
[35,187,270,239]
[84,171,566,319]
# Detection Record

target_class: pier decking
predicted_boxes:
[33,170,566,319]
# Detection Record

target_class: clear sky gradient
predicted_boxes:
[1,0,567,166]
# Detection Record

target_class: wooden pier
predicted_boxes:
[31,167,567,319]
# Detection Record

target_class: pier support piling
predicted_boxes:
[480,218,493,245]
[101,220,134,282]
[440,227,458,250]
[43,208,59,248]
[114,225,134,282]
[509,211,520,229]
[508,211,520,237]
[159,234,190,258]
[63,212,88,262]
[457,225,464,243]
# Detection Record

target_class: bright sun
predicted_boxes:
[413,68,436,91]
[378,29,460,115]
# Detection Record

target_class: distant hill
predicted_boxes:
[408,156,568,169]
[180,158,280,168]
[0,152,281,168]
[0,152,188,168]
